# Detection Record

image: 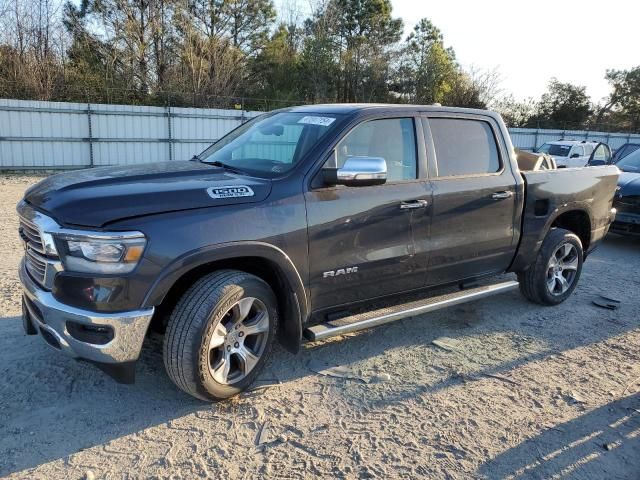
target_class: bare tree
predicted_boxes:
[0,0,67,100]
[173,1,246,103]
[466,66,502,108]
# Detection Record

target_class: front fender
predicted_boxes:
[143,241,309,351]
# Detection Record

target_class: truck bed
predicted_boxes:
[509,165,619,272]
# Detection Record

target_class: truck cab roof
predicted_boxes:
[283,103,503,119]
[543,140,600,146]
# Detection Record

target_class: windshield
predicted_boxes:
[616,148,640,172]
[198,112,343,177]
[537,143,572,157]
[613,144,640,163]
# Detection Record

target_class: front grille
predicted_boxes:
[17,206,61,289]
[611,221,640,235]
[19,217,45,253]
[25,247,47,285]
[615,195,640,208]
[613,196,640,215]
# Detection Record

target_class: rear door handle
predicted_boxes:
[400,199,429,210]
[491,191,514,200]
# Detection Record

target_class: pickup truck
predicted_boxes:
[18,104,619,401]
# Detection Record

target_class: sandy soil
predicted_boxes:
[0,175,639,479]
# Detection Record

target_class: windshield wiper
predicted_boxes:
[207,160,247,175]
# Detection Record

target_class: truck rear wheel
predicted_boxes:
[518,228,583,306]
[163,270,278,401]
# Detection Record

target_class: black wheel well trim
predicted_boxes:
[547,205,592,251]
[143,241,309,351]
[508,203,593,273]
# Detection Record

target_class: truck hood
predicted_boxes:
[24,161,272,227]
[617,171,640,196]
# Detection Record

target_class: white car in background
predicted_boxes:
[536,140,611,168]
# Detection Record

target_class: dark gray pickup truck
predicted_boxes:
[18,104,619,400]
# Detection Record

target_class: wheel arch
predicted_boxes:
[550,208,591,252]
[509,203,594,273]
[144,242,308,353]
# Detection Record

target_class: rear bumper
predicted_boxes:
[19,258,154,367]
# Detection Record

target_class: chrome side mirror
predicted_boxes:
[323,156,387,187]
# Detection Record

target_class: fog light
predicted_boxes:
[66,322,114,345]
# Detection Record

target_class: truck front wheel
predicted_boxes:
[163,270,278,401]
[518,228,583,305]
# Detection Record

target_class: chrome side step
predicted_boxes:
[303,280,519,342]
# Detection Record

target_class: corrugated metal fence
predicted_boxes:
[509,128,640,152]
[2,99,640,170]
[0,99,260,170]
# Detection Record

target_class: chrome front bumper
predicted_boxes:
[19,259,154,365]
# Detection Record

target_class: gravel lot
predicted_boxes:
[1,175,639,479]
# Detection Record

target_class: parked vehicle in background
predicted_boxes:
[536,140,611,168]
[610,148,640,236]
[17,104,619,401]
[587,142,615,166]
[611,142,640,164]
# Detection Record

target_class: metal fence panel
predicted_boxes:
[509,127,640,152]
[92,104,168,166]
[3,99,640,170]
[0,99,260,169]
[0,99,90,168]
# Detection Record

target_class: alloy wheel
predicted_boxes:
[207,297,270,384]
[546,243,579,296]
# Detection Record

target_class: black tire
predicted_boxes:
[163,270,278,401]
[518,228,583,306]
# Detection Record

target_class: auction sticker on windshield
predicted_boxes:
[207,186,255,199]
[298,116,336,127]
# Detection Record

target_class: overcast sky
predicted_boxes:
[280,0,639,103]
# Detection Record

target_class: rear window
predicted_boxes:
[429,118,501,177]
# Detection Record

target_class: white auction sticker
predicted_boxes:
[297,116,336,127]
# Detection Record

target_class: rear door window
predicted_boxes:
[428,118,501,177]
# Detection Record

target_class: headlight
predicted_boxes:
[54,232,146,274]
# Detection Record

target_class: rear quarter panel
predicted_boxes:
[510,165,619,272]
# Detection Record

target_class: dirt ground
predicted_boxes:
[0,175,639,480]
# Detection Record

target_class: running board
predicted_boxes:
[303,280,519,342]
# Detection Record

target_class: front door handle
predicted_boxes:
[400,199,429,210]
[491,191,514,200]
